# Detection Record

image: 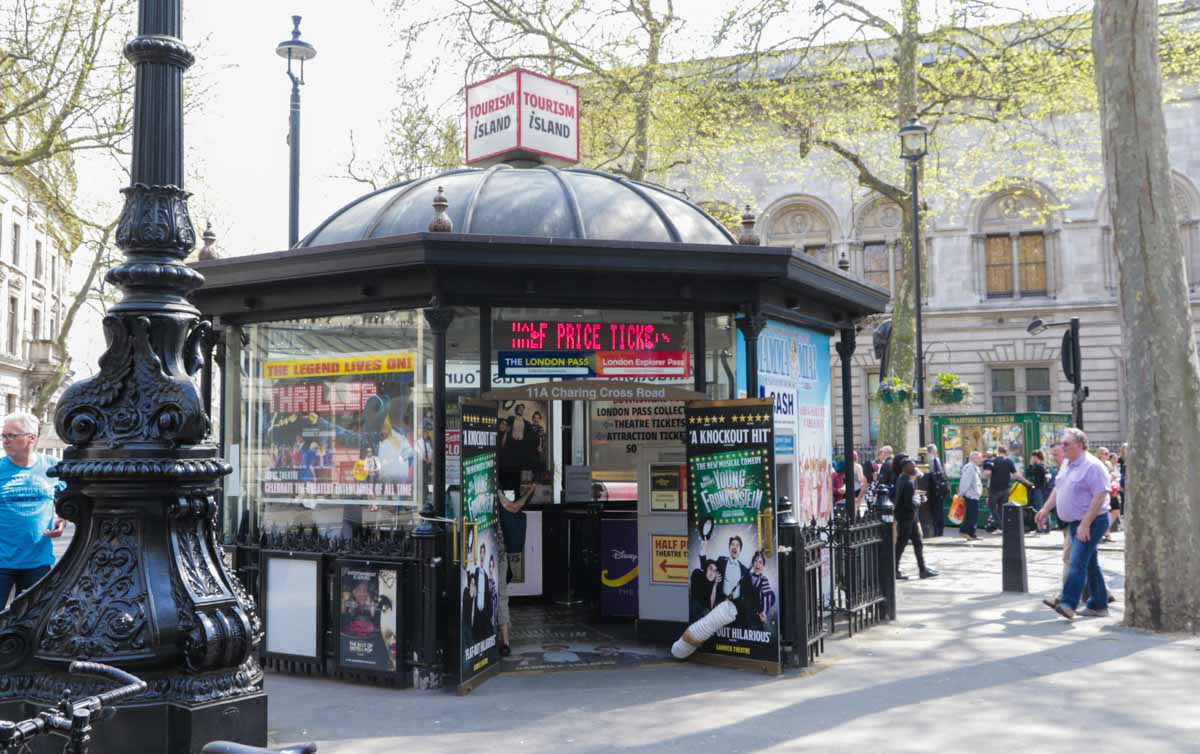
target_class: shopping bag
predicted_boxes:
[948,494,966,525]
[1008,481,1029,506]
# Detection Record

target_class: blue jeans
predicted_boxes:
[0,565,51,609]
[959,497,980,536]
[1061,514,1110,611]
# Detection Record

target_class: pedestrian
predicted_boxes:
[875,445,896,500]
[1036,428,1112,620]
[496,482,538,656]
[958,451,983,540]
[892,454,937,580]
[0,412,64,608]
[924,444,948,537]
[852,450,867,513]
[1027,449,1050,532]
[983,446,1029,533]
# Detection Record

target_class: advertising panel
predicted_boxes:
[685,400,780,672]
[260,351,417,507]
[336,562,400,673]
[458,400,501,689]
[600,518,639,617]
[738,321,833,522]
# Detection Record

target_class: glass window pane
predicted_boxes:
[1019,233,1047,294]
[986,235,1013,297]
[867,373,881,443]
[992,395,1017,412]
[864,243,890,290]
[1027,394,1052,412]
[1025,367,1050,391]
[991,368,1015,392]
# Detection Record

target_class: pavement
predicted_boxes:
[263,530,1200,754]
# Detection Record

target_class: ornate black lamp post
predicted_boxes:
[277,16,316,248]
[0,2,266,751]
[1027,316,1087,428]
[899,117,929,447]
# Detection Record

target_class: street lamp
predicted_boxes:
[899,117,929,446]
[1026,316,1087,428]
[277,15,317,248]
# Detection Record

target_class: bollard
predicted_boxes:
[875,499,897,621]
[775,496,804,668]
[1002,502,1029,593]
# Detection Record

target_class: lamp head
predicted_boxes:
[1026,317,1047,336]
[899,117,929,161]
[277,15,317,79]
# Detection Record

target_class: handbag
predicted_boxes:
[948,494,966,525]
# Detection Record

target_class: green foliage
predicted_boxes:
[930,372,973,404]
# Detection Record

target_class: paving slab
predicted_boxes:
[263,539,1198,754]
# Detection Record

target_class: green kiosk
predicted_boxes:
[931,412,1071,483]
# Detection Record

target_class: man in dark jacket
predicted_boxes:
[893,454,938,580]
[698,533,759,627]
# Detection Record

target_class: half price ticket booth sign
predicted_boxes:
[465,68,580,167]
[651,534,689,585]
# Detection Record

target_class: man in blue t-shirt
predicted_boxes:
[0,412,63,607]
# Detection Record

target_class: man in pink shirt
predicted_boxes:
[1035,428,1111,619]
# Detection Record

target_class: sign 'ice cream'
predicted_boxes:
[465,68,580,167]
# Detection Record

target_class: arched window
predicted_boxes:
[762,196,839,267]
[1100,172,1199,292]
[852,195,905,292]
[971,185,1061,300]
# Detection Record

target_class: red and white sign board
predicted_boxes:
[595,351,691,379]
[465,68,580,167]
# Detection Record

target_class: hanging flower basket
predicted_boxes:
[931,372,973,405]
[877,377,913,404]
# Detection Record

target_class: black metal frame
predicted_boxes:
[829,510,889,637]
[259,550,325,669]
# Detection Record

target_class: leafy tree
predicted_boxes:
[373,0,779,196]
[762,0,1200,449]
[0,0,134,420]
[1094,0,1200,633]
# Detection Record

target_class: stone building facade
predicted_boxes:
[0,169,71,437]
[750,98,1200,453]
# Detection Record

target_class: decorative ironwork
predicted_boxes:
[2,1,268,749]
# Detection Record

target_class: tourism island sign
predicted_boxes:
[465,68,580,167]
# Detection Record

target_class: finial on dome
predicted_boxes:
[428,186,453,232]
[198,220,221,260]
[738,204,760,246]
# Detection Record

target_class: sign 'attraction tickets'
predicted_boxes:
[684,399,780,673]
[465,68,580,167]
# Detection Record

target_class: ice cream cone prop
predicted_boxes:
[671,599,738,659]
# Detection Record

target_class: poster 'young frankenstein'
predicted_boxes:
[685,400,780,668]
[459,401,501,685]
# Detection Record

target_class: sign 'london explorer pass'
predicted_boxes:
[465,68,580,167]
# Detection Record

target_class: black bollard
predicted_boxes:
[876,499,897,621]
[1002,502,1029,592]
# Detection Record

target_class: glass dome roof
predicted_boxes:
[300,164,736,247]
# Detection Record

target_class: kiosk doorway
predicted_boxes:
[477,384,701,674]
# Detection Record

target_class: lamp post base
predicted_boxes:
[0,673,266,754]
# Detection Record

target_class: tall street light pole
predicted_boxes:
[900,117,930,448]
[277,16,316,248]
[5,1,267,750]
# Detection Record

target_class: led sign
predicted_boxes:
[494,319,685,352]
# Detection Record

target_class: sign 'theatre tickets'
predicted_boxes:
[466,68,580,167]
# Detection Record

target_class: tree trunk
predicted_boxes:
[879,0,921,451]
[1094,1,1200,633]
